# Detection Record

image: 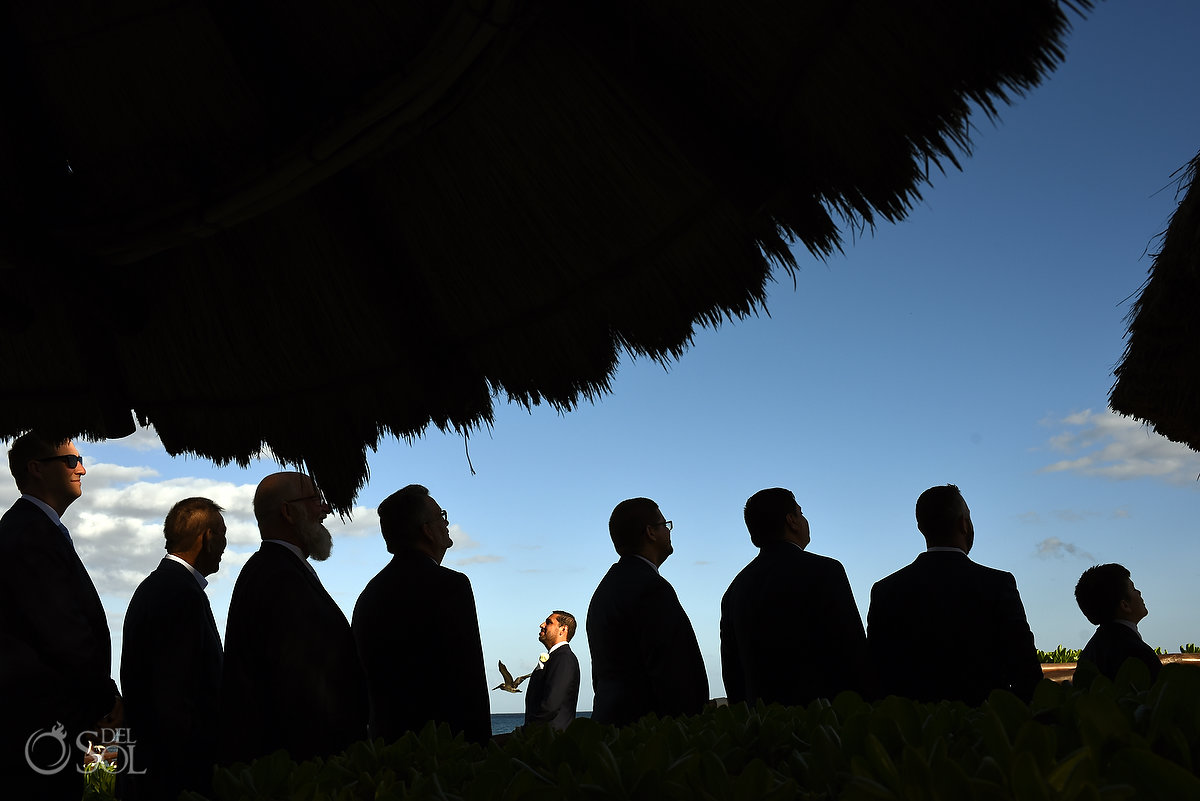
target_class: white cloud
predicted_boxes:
[446,528,504,566]
[98,425,165,453]
[1039,408,1200,484]
[1035,537,1095,561]
[0,461,381,599]
[452,554,504,566]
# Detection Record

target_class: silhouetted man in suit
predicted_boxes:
[121,497,228,800]
[867,484,1042,705]
[352,484,490,743]
[524,610,580,730]
[221,472,367,764]
[587,497,708,725]
[1075,563,1161,682]
[721,488,868,706]
[2,432,122,797]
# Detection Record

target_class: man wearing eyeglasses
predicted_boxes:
[2,432,121,796]
[352,484,490,744]
[586,497,708,726]
[220,472,368,764]
[720,488,869,708]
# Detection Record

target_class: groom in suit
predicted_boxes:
[2,432,121,797]
[524,610,580,730]
[587,497,708,725]
[221,472,367,764]
[867,484,1042,705]
[721,488,868,706]
[1075,563,1161,681]
[121,497,227,800]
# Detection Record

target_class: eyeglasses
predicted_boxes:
[426,509,448,524]
[37,454,84,469]
[287,492,327,507]
[654,520,673,532]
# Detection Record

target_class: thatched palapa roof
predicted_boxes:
[1111,151,1200,452]
[0,1,1092,512]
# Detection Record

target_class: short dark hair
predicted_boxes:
[743,488,797,547]
[7,432,66,491]
[378,484,431,553]
[1075,563,1132,625]
[915,484,966,544]
[164,497,225,554]
[608,497,660,556]
[552,610,577,641]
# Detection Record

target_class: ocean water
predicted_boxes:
[491,711,593,735]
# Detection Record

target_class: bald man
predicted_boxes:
[220,472,367,764]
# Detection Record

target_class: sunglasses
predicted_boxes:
[38,454,84,469]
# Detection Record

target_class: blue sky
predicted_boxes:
[6,2,1200,716]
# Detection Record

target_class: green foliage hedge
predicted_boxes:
[174,661,1200,801]
[1038,644,1200,663]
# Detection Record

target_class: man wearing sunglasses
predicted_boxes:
[2,432,121,797]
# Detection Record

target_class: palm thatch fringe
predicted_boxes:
[1110,151,1200,452]
[0,1,1093,511]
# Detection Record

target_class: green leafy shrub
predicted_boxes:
[1038,645,1081,663]
[181,663,1200,801]
[1181,643,1199,654]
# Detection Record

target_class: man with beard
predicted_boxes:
[220,473,367,764]
[523,611,580,730]
[121,497,227,800]
[2,433,121,797]
[352,484,490,743]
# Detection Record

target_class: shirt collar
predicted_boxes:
[165,553,209,589]
[548,640,569,655]
[1115,618,1141,635]
[926,546,968,556]
[264,539,309,565]
[631,554,660,574]
[21,493,63,528]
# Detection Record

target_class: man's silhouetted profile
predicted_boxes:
[587,497,708,725]
[353,484,490,743]
[721,488,868,706]
[867,484,1042,704]
[1075,563,1161,682]
[221,472,367,763]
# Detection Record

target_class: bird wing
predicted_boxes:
[514,671,534,686]
[498,660,515,686]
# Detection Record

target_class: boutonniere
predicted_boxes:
[537,652,549,668]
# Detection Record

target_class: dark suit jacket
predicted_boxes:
[586,556,708,726]
[721,541,868,706]
[220,542,367,764]
[352,550,490,744]
[0,498,117,793]
[1080,622,1162,682]
[867,550,1042,705]
[523,643,580,730]
[120,558,222,799]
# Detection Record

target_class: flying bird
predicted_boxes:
[493,660,533,693]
